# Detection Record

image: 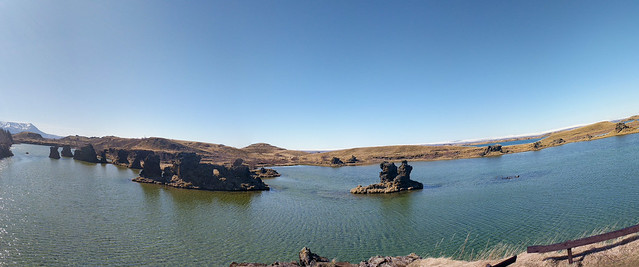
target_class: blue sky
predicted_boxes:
[1,1,638,150]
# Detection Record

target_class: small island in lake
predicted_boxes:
[351,160,423,194]
[133,153,269,191]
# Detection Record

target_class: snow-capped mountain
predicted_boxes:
[0,121,62,139]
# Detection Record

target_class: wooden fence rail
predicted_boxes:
[486,255,517,267]
[527,223,639,264]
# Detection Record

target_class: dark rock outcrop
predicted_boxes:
[129,157,142,169]
[481,144,503,156]
[0,129,14,159]
[139,154,162,179]
[128,150,153,169]
[299,247,329,266]
[533,141,542,149]
[73,144,98,163]
[553,138,566,145]
[351,161,423,194]
[251,167,281,178]
[98,149,108,163]
[61,145,73,157]
[0,144,12,159]
[230,247,421,267]
[330,157,343,165]
[345,155,359,163]
[113,149,130,165]
[49,146,60,159]
[133,153,269,191]
[616,122,630,133]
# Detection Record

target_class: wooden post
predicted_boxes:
[567,248,573,264]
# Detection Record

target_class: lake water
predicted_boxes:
[1,135,639,266]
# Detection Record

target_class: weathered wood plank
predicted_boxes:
[527,223,639,253]
[486,255,517,267]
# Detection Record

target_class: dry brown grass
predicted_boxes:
[409,227,639,267]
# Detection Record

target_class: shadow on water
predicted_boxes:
[138,182,264,208]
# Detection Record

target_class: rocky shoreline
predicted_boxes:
[230,247,421,267]
[47,144,272,192]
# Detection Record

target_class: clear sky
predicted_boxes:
[1,1,638,150]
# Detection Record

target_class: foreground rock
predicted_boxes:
[251,167,281,178]
[133,153,269,191]
[230,247,421,267]
[351,161,423,194]
[61,145,73,157]
[49,146,60,159]
[73,144,98,163]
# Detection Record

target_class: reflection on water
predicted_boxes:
[2,136,639,265]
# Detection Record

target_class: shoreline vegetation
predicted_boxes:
[232,226,639,267]
[10,115,639,168]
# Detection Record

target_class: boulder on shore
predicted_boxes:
[330,157,343,165]
[61,145,73,157]
[351,160,423,194]
[73,144,99,163]
[49,146,60,159]
[133,153,269,191]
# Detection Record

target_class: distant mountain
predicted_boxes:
[0,121,62,139]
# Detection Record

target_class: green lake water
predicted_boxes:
[1,135,639,266]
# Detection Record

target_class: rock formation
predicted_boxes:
[113,149,130,165]
[129,157,142,169]
[133,153,269,191]
[49,146,60,159]
[0,129,13,160]
[330,157,343,165]
[0,144,12,159]
[230,247,421,267]
[299,247,329,266]
[616,122,630,133]
[98,149,108,163]
[73,144,98,163]
[533,141,542,149]
[139,154,162,179]
[553,138,566,145]
[251,167,281,178]
[351,161,423,194]
[481,144,503,156]
[61,145,74,157]
[345,155,359,163]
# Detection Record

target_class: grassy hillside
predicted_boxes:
[11,115,639,166]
